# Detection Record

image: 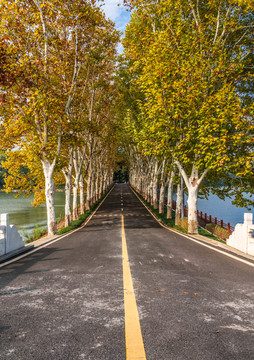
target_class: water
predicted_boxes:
[196,193,254,227]
[0,192,65,234]
[170,191,254,227]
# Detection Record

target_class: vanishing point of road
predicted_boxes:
[0,184,254,360]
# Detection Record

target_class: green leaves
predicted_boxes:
[122,0,253,174]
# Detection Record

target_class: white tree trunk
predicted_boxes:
[85,171,91,210]
[187,186,199,234]
[95,170,99,201]
[181,176,185,218]
[64,173,72,227]
[101,174,105,195]
[62,151,73,227]
[79,173,85,214]
[167,172,174,219]
[152,159,158,209]
[90,173,95,206]
[175,183,182,226]
[159,160,166,214]
[72,148,86,219]
[72,181,79,220]
[98,173,103,199]
[149,179,153,204]
[152,179,158,209]
[175,160,209,234]
[159,183,165,214]
[144,177,149,201]
[42,159,57,235]
[103,171,108,193]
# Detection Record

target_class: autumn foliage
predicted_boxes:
[121,0,254,233]
[0,0,120,234]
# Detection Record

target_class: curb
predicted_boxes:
[0,245,34,264]
[129,185,254,268]
[0,186,115,268]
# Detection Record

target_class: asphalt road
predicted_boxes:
[0,184,254,360]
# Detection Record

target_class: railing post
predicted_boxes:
[221,219,223,228]
[209,215,212,222]
[227,223,231,233]
[215,217,217,224]
[0,214,8,255]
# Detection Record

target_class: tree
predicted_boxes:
[123,0,254,233]
[0,0,120,234]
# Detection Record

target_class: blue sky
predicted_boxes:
[101,0,131,52]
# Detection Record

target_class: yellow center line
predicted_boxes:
[121,215,147,360]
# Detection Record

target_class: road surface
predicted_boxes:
[0,184,254,359]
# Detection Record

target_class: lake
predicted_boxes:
[0,192,65,234]
[172,190,253,227]
[196,193,254,227]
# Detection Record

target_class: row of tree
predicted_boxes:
[118,0,254,233]
[1,0,253,236]
[0,0,120,234]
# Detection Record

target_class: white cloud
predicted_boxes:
[101,0,124,22]
[101,0,130,33]
[100,0,131,53]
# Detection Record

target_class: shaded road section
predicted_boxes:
[0,184,254,359]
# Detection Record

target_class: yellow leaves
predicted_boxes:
[231,0,254,10]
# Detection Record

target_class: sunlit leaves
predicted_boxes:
[122,0,253,176]
[0,0,120,207]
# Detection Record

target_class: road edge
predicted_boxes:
[0,185,115,268]
[129,185,254,268]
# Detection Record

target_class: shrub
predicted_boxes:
[56,224,76,235]
[23,224,47,243]
[179,217,188,232]
[205,223,230,240]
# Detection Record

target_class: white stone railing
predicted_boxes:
[227,213,254,256]
[0,214,25,256]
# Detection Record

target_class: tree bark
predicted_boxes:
[42,159,57,235]
[152,160,158,209]
[159,183,165,214]
[85,169,91,210]
[79,173,85,214]
[175,183,182,226]
[90,172,95,206]
[72,181,79,220]
[159,160,166,214]
[167,172,174,219]
[72,148,86,219]
[62,153,73,227]
[64,174,72,227]
[62,149,73,227]
[175,160,209,234]
[187,186,199,233]
[95,168,99,201]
